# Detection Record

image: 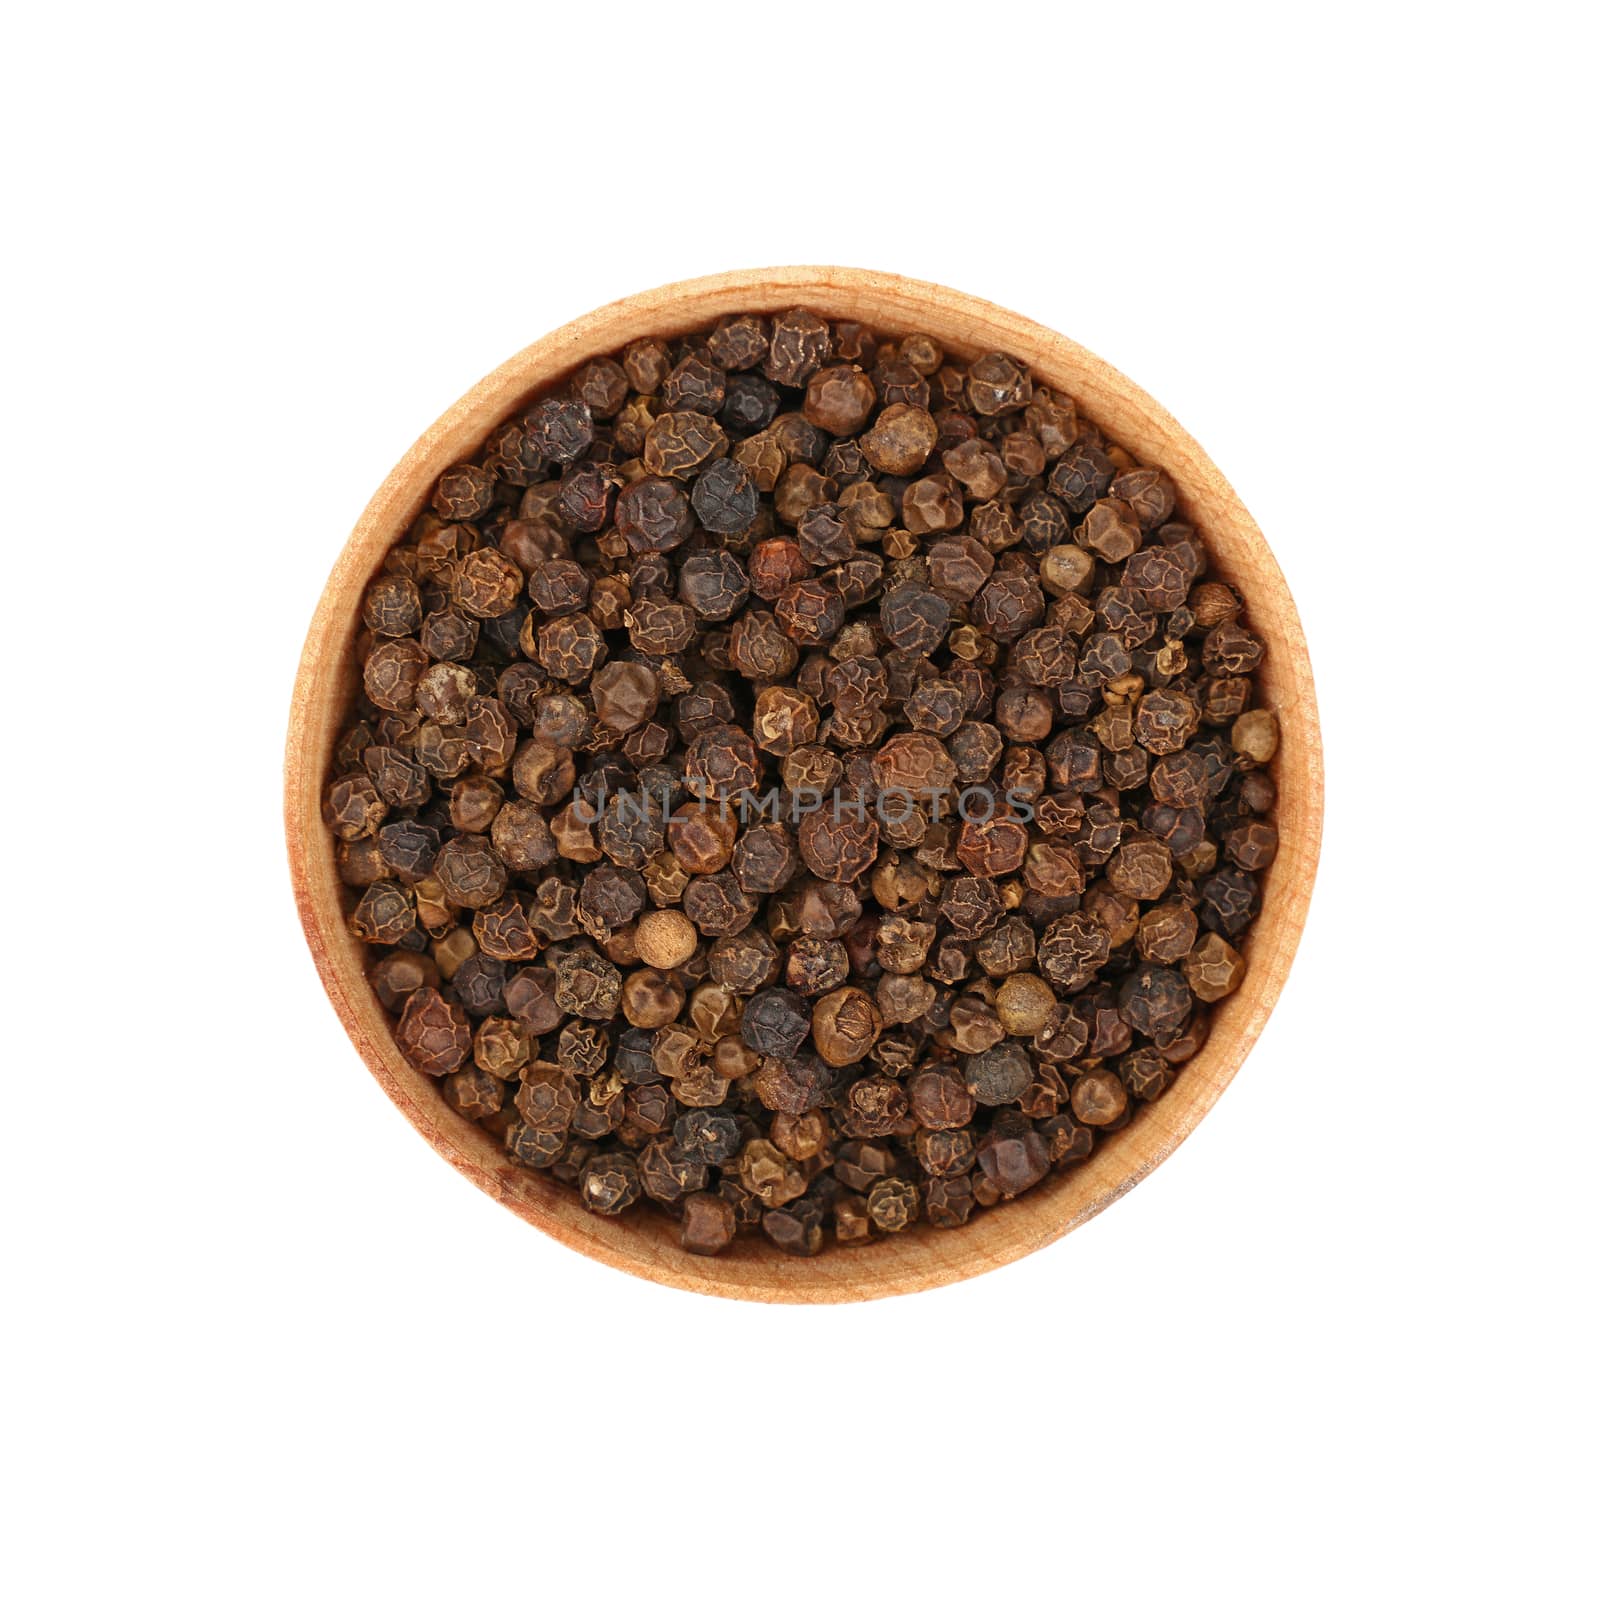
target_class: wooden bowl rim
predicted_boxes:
[285,266,1323,1304]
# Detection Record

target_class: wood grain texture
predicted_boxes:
[285,267,1324,1303]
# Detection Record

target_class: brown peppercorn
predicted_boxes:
[363,572,422,637]
[613,477,691,556]
[1107,835,1174,901]
[1035,1116,1091,1169]
[877,973,935,1024]
[554,950,622,1021]
[504,966,563,1035]
[461,700,517,772]
[662,351,725,415]
[763,1202,825,1256]
[938,874,1004,941]
[967,352,1032,415]
[732,823,799,896]
[943,437,1008,500]
[908,1068,976,1131]
[1203,675,1248,726]
[579,864,646,934]
[506,1122,567,1169]
[626,594,697,656]
[431,462,495,521]
[636,909,699,969]
[637,1137,709,1206]
[473,1015,531,1080]
[682,871,757,937]
[922,1174,976,1228]
[750,685,819,758]
[1204,622,1265,676]
[364,746,430,812]
[859,403,938,475]
[441,1062,502,1126]
[679,1191,737,1256]
[955,816,1029,879]
[829,1193,872,1242]
[433,834,507,909]
[737,1139,806,1208]
[1200,867,1259,937]
[396,988,472,1077]
[875,915,937,975]
[873,732,957,802]
[323,772,387,840]
[963,1042,1033,1107]
[1038,910,1111,993]
[804,364,876,435]
[811,986,883,1066]
[579,1152,642,1216]
[995,973,1057,1036]
[487,799,553,873]
[728,607,800,681]
[1135,687,1202,755]
[866,1176,920,1232]
[1119,963,1194,1044]
[926,534,995,603]
[414,662,476,725]
[523,396,593,463]
[976,1114,1051,1198]
[775,577,846,645]
[748,537,810,601]
[1110,466,1178,532]
[535,613,607,684]
[1232,708,1279,763]
[643,412,728,480]
[1137,900,1200,965]
[1032,1005,1088,1066]
[567,355,627,416]
[762,308,832,387]
[473,894,539,961]
[1184,932,1248,1002]
[351,880,415,945]
[618,337,669,393]
[526,559,590,617]
[785,935,849,997]
[768,1110,828,1164]
[1071,1068,1129,1127]
[899,475,962,537]
[1023,841,1085,899]
[1122,546,1191,612]
[708,929,780,995]
[798,802,880,884]
[684,726,762,801]
[707,313,770,371]
[1226,819,1279,872]
[371,949,439,1013]
[1049,441,1115,514]
[453,546,524,619]
[514,1068,579,1134]
[666,800,737,875]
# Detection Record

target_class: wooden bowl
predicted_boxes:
[286,267,1323,1303]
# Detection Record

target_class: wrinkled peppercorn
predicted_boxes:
[742,987,812,1058]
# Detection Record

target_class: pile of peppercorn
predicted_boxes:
[323,309,1279,1257]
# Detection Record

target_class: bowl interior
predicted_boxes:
[286,268,1322,1302]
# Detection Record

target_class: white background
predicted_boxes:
[4,4,1594,1596]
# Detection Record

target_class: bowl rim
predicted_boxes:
[285,266,1324,1303]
